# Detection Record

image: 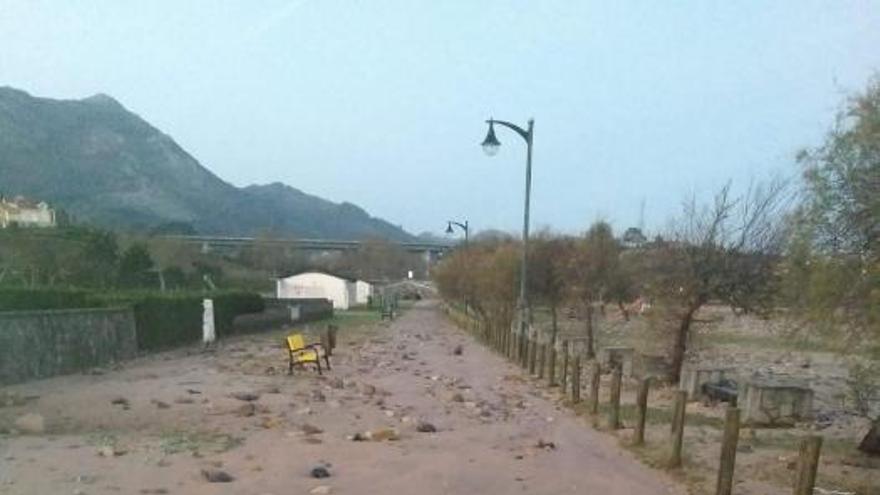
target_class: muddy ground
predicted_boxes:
[547,304,880,495]
[0,301,683,495]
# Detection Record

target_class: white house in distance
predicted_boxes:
[354,280,373,305]
[276,271,373,310]
[0,196,56,228]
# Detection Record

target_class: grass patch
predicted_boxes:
[699,331,836,353]
[574,401,724,429]
[158,431,242,455]
[322,309,382,329]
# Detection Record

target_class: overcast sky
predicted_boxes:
[1,1,879,237]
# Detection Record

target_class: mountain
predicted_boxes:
[0,87,412,241]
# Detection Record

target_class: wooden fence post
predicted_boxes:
[793,436,822,495]
[560,341,570,391]
[537,343,546,379]
[571,357,582,403]
[589,361,601,415]
[608,367,622,429]
[715,406,740,495]
[547,344,557,386]
[668,390,687,469]
[327,325,338,356]
[528,334,537,375]
[634,377,650,445]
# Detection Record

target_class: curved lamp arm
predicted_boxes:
[487,119,532,143]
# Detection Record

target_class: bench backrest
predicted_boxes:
[287,334,306,351]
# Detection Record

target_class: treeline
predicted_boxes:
[0,226,424,294]
[0,227,224,291]
[434,78,880,384]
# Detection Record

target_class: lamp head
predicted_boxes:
[481,121,501,156]
[445,222,454,234]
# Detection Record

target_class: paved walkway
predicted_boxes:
[0,300,683,495]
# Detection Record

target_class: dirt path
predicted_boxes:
[1,301,683,495]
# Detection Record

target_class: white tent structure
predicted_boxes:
[276,271,357,310]
[354,280,373,305]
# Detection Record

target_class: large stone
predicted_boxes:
[14,412,45,434]
[679,366,736,401]
[741,377,813,426]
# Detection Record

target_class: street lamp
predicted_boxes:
[445,219,470,315]
[481,117,534,365]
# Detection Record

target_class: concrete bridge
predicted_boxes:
[163,235,454,272]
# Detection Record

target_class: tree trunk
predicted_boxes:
[669,303,700,384]
[617,301,630,322]
[858,419,880,456]
[584,303,596,359]
[550,304,558,346]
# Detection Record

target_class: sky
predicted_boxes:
[1,1,879,238]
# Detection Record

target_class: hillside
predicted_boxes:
[0,87,412,241]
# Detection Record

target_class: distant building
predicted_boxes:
[276,271,372,310]
[0,196,56,228]
[354,280,373,305]
[622,227,647,248]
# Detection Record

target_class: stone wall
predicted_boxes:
[0,307,136,385]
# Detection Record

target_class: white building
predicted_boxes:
[354,280,374,305]
[0,197,56,228]
[276,271,357,310]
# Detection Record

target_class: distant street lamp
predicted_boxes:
[445,220,469,245]
[481,117,534,363]
[446,219,469,315]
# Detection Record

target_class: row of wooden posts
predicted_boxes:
[468,311,825,495]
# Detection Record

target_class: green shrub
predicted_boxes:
[212,292,265,336]
[0,288,264,351]
[0,288,104,311]
[128,294,203,350]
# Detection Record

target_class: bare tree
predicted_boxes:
[567,221,622,358]
[647,179,789,382]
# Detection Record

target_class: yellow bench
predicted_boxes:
[286,334,331,375]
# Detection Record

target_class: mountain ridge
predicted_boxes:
[0,87,413,241]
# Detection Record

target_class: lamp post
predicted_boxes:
[446,220,470,315]
[481,117,534,364]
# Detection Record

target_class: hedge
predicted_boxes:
[0,289,265,351]
[0,289,104,311]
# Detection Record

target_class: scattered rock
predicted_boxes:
[201,469,235,483]
[366,428,400,441]
[416,422,437,433]
[186,389,202,395]
[139,489,169,494]
[110,397,130,408]
[231,392,260,402]
[329,377,345,389]
[259,385,281,394]
[14,413,45,434]
[301,423,324,435]
[311,390,326,402]
[453,345,463,356]
[451,393,465,403]
[350,433,367,442]
[360,384,376,397]
[151,399,171,409]
[174,397,195,404]
[536,439,556,450]
[237,403,257,417]
[310,466,331,479]
[736,444,754,453]
[310,485,332,495]
[384,410,395,418]
[97,445,125,457]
